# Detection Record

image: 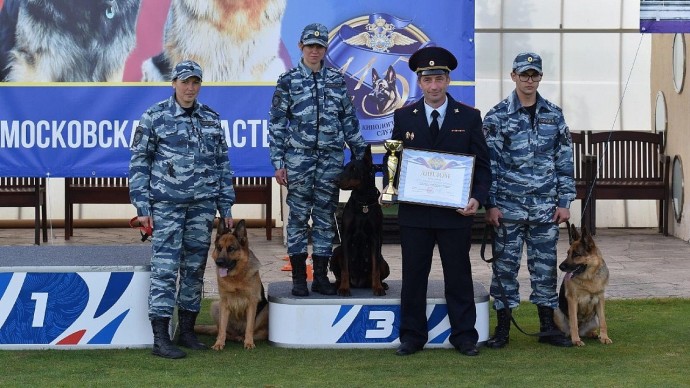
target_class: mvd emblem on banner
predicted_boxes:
[326,13,434,145]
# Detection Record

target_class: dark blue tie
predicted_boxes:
[430,110,440,141]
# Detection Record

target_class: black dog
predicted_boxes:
[331,144,390,296]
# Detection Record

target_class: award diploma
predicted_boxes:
[397,148,475,209]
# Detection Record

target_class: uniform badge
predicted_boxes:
[271,90,282,107]
[413,108,418,114]
[429,60,435,66]
[133,126,144,145]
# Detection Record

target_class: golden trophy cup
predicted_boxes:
[381,139,403,203]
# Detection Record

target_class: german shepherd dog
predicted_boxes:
[194,219,268,350]
[369,65,401,114]
[0,0,141,82]
[141,0,286,82]
[554,224,612,346]
[331,144,390,296]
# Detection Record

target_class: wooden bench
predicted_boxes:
[586,130,670,236]
[64,177,130,240]
[571,131,596,233]
[233,176,273,240]
[64,176,273,240]
[1,177,48,244]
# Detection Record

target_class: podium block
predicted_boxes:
[0,245,153,349]
[268,280,489,348]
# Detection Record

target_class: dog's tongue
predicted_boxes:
[565,272,574,281]
[219,268,228,278]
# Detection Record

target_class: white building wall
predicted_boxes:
[475,0,655,229]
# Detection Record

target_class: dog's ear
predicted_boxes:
[385,65,396,84]
[371,67,381,82]
[580,226,595,250]
[217,217,229,236]
[233,219,248,246]
[570,223,580,242]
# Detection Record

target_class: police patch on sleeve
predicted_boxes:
[133,126,144,145]
[563,129,572,146]
[272,90,282,107]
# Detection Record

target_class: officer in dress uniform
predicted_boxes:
[268,23,367,297]
[384,46,491,356]
[129,60,235,359]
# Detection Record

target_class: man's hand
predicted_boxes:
[379,185,392,208]
[552,207,570,224]
[456,198,479,216]
[274,168,287,186]
[138,215,152,229]
[224,217,234,229]
[485,207,503,226]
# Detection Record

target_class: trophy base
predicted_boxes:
[381,193,397,204]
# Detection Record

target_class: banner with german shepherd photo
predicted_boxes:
[0,0,475,177]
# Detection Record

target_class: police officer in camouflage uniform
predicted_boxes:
[483,52,574,348]
[269,23,367,297]
[129,60,235,359]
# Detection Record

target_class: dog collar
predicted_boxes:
[360,203,374,214]
[355,188,380,214]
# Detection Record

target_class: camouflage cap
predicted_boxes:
[408,46,457,76]
[513,52,542,74]
[301,23,329,47]
[171,60,203,81]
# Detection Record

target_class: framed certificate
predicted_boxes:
[397,148,475,209]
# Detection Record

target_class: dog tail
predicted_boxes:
[194,324,219,335]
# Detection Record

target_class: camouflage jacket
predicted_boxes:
[483,90,575,208]
[129,95,235,217]
[268,60,366,169]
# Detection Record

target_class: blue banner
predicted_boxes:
[0,0,475,177]
[0,85,273,177]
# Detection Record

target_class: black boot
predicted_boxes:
[290,253,309,296]
[537,305,573,347]
[486,308,511,349]
[177,310,208,350]
[311,255,337,295]
[151,318,186,359]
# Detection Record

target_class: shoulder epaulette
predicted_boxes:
[453,100,480,113]
[199,104,220,117]
[543,99,563,112]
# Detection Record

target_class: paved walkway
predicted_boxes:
[2,226,689,300]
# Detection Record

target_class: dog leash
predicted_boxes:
[129,216,152,242]
[480,217,572,338]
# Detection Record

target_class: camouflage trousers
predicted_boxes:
[148,200,216,319]
[284,148,344,257]
[490,196,560,310]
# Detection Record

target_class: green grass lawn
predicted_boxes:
[2,298,689,387]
